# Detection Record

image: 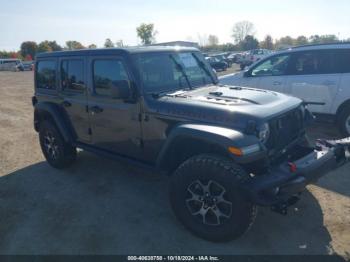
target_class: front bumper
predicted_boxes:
[243,137,350,207]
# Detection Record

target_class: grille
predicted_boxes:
[265,107,304,154]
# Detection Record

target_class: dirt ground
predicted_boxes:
[0,71,349,256]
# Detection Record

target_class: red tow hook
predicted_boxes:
[288,162,297,173]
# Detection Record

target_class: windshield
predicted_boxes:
[134,51,216,93]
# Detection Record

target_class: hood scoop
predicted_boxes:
[193,95,242,106]
[165,90,189,98]
[208,91,260,105]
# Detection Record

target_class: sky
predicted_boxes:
[1,0,350,51]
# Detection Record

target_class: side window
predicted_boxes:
[93,59,129,96]
[61,59,85,91]
[36,60,56,89]
[251,54,290,76]
[289,51,334,75]
[334,49,350,73]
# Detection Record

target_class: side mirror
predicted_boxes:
[111,80,131,99]
[243,70,251,77]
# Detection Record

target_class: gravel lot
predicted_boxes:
[0,71,349,257]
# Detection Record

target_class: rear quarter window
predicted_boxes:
[36,60,56,90]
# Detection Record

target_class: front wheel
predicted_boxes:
[169,154,257,242]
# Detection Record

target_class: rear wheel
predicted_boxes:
[169,154,257,242]
[39,120,77,169]
[338,105,350,137]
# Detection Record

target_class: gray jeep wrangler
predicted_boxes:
[32,47,350,242]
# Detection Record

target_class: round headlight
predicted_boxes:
[258,123,270,144]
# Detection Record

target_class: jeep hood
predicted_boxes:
[147,85,302,129]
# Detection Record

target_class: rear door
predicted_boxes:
[58,56,90,142]
[285,50,340,114]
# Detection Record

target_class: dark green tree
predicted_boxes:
[310,34,339,44]
[295,36,308,46]
[20,41,37,58]
[240,35,259,50]
[47,41,62,51]
[37,41,53,53]
[65,41,85,50]
[136,23,157,45]
[260,35,274,49]
[104,38,114,48]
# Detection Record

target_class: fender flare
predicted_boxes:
[34,102,76,143]
[156,123,261,171]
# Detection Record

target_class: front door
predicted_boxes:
[87,56,143,159]
[247,53,291,92]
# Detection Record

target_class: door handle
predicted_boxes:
[273,81,282,86]
[62,101,72,107]
[90,106,104,114]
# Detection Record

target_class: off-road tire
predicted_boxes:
[338,105,350,137]
[39,120,77,169]
[169,154,257,242]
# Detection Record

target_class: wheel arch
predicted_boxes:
[156,123,259,174]
[34,102,76,143]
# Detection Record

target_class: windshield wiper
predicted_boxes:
[191,53,218,85]
[169,54,192,89]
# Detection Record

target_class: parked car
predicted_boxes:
[239,49,273,70]
[205,56,228,71]
[23,61,34,71]
[213,54,232,67]
[227,52,242,64]
[33,47,349,242]
[0,59,24,71]
[220,43,350,136]
[235,52,246,64]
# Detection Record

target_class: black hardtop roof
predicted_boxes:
[36,46,199,58]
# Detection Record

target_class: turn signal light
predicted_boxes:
[228,147,243,156]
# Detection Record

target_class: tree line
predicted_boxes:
[0,21,348,60]
[0,23,154,60]
[202,20,347,52]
